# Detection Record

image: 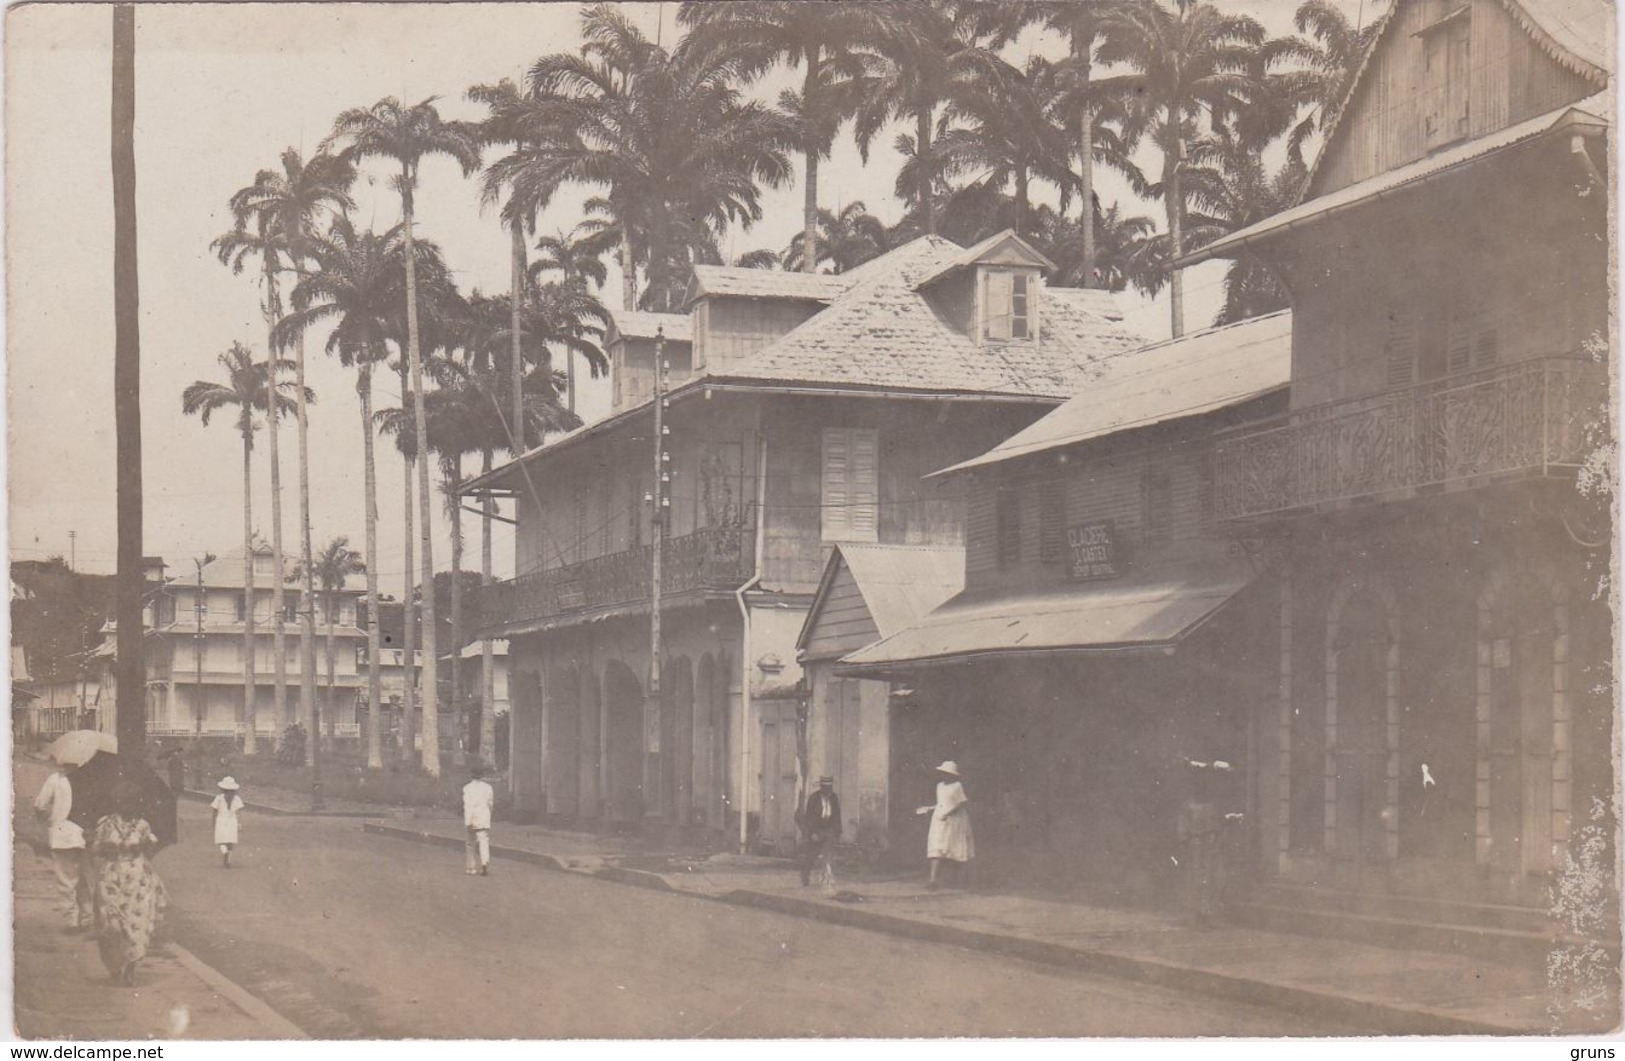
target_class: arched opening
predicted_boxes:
[546,663,582,819]
[579,658,602,821]
[602,660,644,824]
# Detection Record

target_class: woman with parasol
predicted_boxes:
[89,776,169,986]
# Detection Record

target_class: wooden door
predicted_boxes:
[758,703,800,854]
[1332,599,1392,888]
[1487,617,1555,885]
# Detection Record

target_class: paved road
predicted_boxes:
[18,759,1341,1038]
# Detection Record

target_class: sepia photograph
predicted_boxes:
[5,0,1620,1043]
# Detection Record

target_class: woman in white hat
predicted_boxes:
[210,777,244,869]
[916,761,974,889]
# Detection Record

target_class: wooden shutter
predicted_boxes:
[1384,309,1418,388]
[984,271,1012,341]
[1142,467,1173,546]
[996,488,1021,568]
[822,428,878,542]
[1447,289,1474,375]
[1038,481,1065,563]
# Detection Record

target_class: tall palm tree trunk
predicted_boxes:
[1074,36,1096,287]
[258,272,284,759]
[448,458,465,767]
[401,179,441,778]
[916,108,935,235]
[480,447,496,764]
[111,3,145,756]
[1166,131,1185,339]
[511,221,528,429]
[295,325,319,763]
[801,54,822,274]
[619,229,637,311]
[399,360,417,767]
[241,431,257,749]
[360,364,384,770]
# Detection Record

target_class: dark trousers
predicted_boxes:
[800,833,835,886]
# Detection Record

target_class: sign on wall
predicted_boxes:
[1067,520,1122,581]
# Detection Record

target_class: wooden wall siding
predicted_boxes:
[1287,169,1606,410]
[964,445,1208,593]
[759,396,1040,593]
[1311,0,1598,198]
[698,297,822,376]
[803,564,882,660]
[927,270,977,336]
[613,337,694,413]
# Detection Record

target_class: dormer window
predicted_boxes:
[983,269,1036,341]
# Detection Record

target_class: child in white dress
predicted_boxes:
[210,777,244,869]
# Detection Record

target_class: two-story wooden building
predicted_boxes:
[464,232,1145,845]
[1182,0,1612,917]
[838,312,1294,893]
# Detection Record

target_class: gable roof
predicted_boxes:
[688,266,853,306]
[1299,0,1611,202]
[719,235,1144,399]
[608,310,691,344]
[936,311,1293,476]
[797,543,965,656]
[1183,93,1610,265]
[911,229,1057,289]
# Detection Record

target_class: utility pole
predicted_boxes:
[645,328,669,820]
[193,554,215,734]
[68,530,76,572]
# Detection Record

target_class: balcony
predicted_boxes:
[1211,356,1607,523]
[476,521,756,637]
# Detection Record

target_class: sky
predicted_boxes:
[5,0,1357,585]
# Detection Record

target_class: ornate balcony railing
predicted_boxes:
[476,519,756,636]
[1211,356,1608,522]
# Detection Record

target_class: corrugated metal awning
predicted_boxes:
[835,541,1256,679]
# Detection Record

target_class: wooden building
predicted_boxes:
[839,313,1294,895]
[1184,0,1612,924]
[463,232,1145,846]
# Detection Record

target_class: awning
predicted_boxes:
[835,541,1257,679]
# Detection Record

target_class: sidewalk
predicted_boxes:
[177,783,420,818]
[12,841,305,1040]
[365,817,1619,1037]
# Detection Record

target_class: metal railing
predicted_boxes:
[475,519,756,637]
[1211,356,1608,522]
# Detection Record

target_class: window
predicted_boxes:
[1142,467,1173,546]
[1038,483,1066,564]
[983,271,1035,342]
[1446,287,1498,375]
[821,428,879,542]
[1421,10,1470,149]
[995,488,1022,568]
[235,592,248,622]
[1384,307,1419,388]
[252,553,274,577]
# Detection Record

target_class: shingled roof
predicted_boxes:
[607,310,692,343]
[717,235,1144,399]
[688,266,853,305]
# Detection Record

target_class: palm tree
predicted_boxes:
[180,343,311,754]
[1281,0,1381,158]
[1033,199,1159,293]
[325,97,482,778]
[297,537,366,745]
[530,225,612,290]
[1096,0,1265,337]
[276,217,406,770]
[782,202,894,273]
[1181,130,1305,324]
[527,5,796,308]
[680,1,883,273]
[215,148,355,754]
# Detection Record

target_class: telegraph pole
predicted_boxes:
[645,328,669,820]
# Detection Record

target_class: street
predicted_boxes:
[18,761,1337,1038]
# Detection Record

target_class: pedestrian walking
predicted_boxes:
[211,777,244,869]
[162,747,185,796]
[90,779,167,986]
[463,761,495,876]
[33,764,92,931]
[797,776,841,889]
[917,761,974,889]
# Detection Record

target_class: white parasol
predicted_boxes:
[44,730,118,767]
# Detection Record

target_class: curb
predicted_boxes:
[169,944,310,1040]
[360,820,1534,1036]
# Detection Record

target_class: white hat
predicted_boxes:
[934,761,960,777]
[217,776,240,791]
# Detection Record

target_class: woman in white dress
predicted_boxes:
[916,761,973,889]
[210,777,244,869]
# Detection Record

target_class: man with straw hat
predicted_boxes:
[797,775,841,889]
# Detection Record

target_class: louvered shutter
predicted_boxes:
[1384,310,1418,388]
[1446,290,1474,376]
[849,429,879,542]
[1038,482,1065,563]
[822,428,851,541]
[984,271,1013,340]
[996,489,1021,568]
